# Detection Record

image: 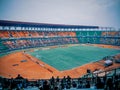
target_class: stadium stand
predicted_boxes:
[0,20,120,90]
[0,67,120,90]
[0,20,120,54]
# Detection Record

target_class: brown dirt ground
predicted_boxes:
[0,44,120,80]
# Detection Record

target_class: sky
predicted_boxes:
[0,0,120,29]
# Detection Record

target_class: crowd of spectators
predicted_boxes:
[0,71,120,90]
[0,30,119,52]
[3,37,78,50]
[0,31,78,51]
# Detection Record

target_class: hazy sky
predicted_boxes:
[0,0,120,29]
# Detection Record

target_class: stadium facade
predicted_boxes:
[0,20,120,53]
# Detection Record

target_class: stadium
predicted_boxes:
[0,20,120,89]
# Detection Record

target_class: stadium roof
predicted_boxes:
[0,20,99,29]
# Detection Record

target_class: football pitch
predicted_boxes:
[28,45,120,71]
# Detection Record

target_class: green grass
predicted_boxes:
[28,45,120,71]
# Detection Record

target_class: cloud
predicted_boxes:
[94,0,120,8]
[0,0,119,28]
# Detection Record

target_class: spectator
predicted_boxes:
[106,78,113,90]
[86,81,90,88]
[72,81,77,88]
[15,74,24,79]
[95,77,104,89]
[56,76,60,83]
[43,80,50,90]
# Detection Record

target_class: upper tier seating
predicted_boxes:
[0,31,77,38]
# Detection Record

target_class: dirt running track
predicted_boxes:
[0,45,120,79]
